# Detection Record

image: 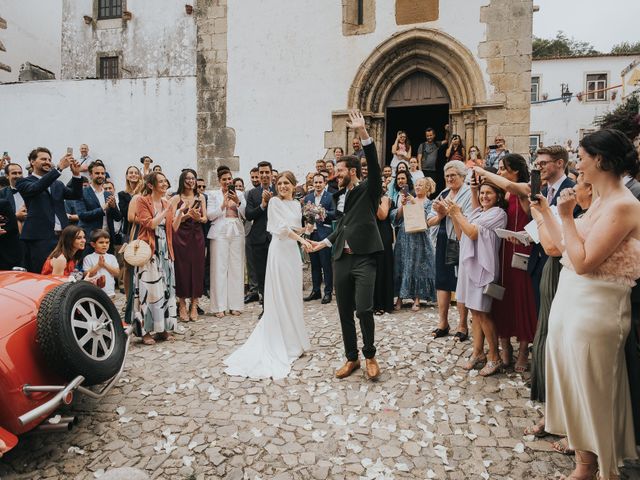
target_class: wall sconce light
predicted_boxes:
[83,15,93,25]
[561,83,572,105]
[185,4,193,15]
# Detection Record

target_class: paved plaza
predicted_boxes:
[1,298,639,480]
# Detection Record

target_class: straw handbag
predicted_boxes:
[122,213,152,267]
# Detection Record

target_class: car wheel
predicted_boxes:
[36,281,126,386]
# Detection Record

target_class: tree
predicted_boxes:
[610,41,640,55]
[532,31,599,59]
[594,94,640,141]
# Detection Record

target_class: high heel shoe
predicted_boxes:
[189,304,199,321]
[463,354,487,370]
[479,359,503,377]
[178,301,189,322]
[559,450,598,479]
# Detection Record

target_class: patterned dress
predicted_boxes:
[133,219,177,334]
[391,197,436,302]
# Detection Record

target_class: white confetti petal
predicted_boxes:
[119,417,132,423]
[147,410,158,418]
[166,384,176,394]
[188,441,198,450]
[48,414,62,425]
[513,443,525,454]
[182,455,195,467]
[68,446,85,455]
[494,405,504,413]
[93,469,105,478]
[312,430,327,442]
[395,462,410,472]
[250,428,262,437]
[433,444,449,465]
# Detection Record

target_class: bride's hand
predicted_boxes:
[300,239,312,252]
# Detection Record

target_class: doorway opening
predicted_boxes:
[384,104,449,165]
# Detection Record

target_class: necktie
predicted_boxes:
[547,187,555,204]
[11,188,17,194]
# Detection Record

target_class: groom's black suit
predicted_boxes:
[326,139,383,361]
[245,184,276,298]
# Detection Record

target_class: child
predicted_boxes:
[83,229,120,299]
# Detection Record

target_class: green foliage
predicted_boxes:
[610,41,640,55]
[595,94,640,141]
[533,31,599,59]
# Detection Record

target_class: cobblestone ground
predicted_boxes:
[2,296,639,480]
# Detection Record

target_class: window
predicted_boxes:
[529,135,541,153]
[342,0,375,36]
[531,76,540,102]
[98,0,122,20]
[586,73,607,101]
[357,0,364,25]
[99,56,119,79]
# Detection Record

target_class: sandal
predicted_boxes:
[141,333,156,345]
[411,303,420,312]
[523,421,548,438]
[479,359,503,377]
[463,354,486,370]
[551,438,575,456]
[230,310,242,316]
[153,331,172,342]
[214,312,225,318]
[432,326,450,338]
[515,360,529,373]
[394,301,402,311]
[453,331,469,342]
[559,450,597,479]
[374,310,385,316]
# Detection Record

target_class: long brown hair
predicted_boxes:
[275,171,297,199]
[48,225,84,263]
[125,165,143,195]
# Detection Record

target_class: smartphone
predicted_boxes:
[66,147,73,156]
[401,185,408,195]
[2,151,7,157]
[488,144,498,150]
[530,169,541,201]
[227,184,235,193]
[192,199,201,210]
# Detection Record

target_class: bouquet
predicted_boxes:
[303,202,326,235]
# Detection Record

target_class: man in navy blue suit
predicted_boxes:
[16,147,83,273]
[303,173,336,304]
[527,145,575,311]
[76,161,122,254]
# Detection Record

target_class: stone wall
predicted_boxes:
[479,0,533,156]
[195,0,238,188]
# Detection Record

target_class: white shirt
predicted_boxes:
[206,190,246,239]
[546,174,567,204]
[91,185,108,229]
[32,172,62,231]
[12,189,25,212]
[313,191,323,206]
[82,252,119,297]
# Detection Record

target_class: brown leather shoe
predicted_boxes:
[335,360,360,379]
[365,358,380,380]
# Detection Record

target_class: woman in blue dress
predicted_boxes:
[391,176,437,312]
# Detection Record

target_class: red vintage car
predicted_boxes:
[0,271,130,454]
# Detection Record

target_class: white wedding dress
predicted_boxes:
[224,197,310,379]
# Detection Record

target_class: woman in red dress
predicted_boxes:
[41,225,85,276]
[473,155,537,372]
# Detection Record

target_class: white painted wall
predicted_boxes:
[61,0,196,79]
[226,0,491,181]
[0,0,62,83]
[0,77,197,190]
[530,54,639,146]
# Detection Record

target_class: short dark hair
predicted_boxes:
[250,167,259,174]
[425,127,435,134]
[90,228,110,243]
[28,147,51,163]
[502,153,530,183]
[393,170,414,194]
[0,176,9,188]
[88,161,106,173]
[233,177,244,186]
[580,128,639,177]
[216,165,230,175]
[312,173,326,183]
[197,177,205,182]
[217,168,232,180]
[4,162,22,175]
[536,145,569,166]
[257,161,272,172]
[337,155,361,178]
[140,156,153,164]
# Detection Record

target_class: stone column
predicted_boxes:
[476,118,487,154]
[196,0,238,187]
[464,114,475,153]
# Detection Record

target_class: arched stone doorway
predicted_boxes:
[325,28,503,162]
[383,71,449,165]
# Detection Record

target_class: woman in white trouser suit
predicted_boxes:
[207,168,246,317]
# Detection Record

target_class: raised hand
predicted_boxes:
[261,189,273,208]
[58,154,72,171]
[346,110,368,140]
[557,188,577,218]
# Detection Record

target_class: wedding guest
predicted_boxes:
[41,225,85,276]
[445,134,466,162]
[473,155,537,372]
[174,169,206,321]
[326,161,339,192]
[392,177,437,312]
[315,159,326,173]
[208,167,246,317]
[233,177,245,192]
[391,131,412,174]
[118,166,143,239]
[449,181,507,376]
[387,168,413,206]
[152,165,162,173]
[140,156,153,177]
[532,129,640,479]
[334,147,343,163]
[129,172,180,345]
[360,158,368,180]
[466,145,484,169]
[374,195,394,315]
[427,161,471,339]
[485,135,509,169]
[83,229,120,299]
[409,157,424,182]
[0,198,23,270]
[303,173,335,304]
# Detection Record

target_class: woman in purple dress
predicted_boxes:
[446,181,508,376]
[173,169,207,321]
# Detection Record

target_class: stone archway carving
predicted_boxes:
[325,28,501,160]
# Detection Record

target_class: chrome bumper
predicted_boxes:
[18,326,133,426]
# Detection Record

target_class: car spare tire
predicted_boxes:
[36,281,126,386]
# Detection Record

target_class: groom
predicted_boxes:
[309,110,383,380]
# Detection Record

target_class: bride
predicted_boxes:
[224,171,312,379]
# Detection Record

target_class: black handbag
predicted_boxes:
[444,238,459,266]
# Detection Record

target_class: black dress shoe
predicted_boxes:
[197,305,205,315]
[321,293,332,304]
[304,291,321,302]
[244,292,259,304]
